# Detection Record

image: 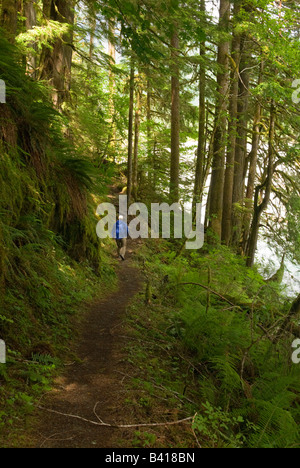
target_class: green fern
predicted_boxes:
[248,398,299,448]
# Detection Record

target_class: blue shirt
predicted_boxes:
[111,220,129,239]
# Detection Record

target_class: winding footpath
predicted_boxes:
[32,241,141,448]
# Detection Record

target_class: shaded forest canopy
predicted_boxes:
[0,0,299,448]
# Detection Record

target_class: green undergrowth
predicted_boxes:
[121,240,300,448]
[0,238,117,448]
[0,32,118,446]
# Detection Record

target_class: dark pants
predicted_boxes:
[116,238,127,259]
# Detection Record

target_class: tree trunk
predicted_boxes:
[222,8,241,245]
[108,18,116,159]
[170,24,180,204]
[246,103,276,267]
[127,58,135,206]
[89,16,96,60]
[40,0,75,108]
[274,294,300,343]
[208,0,230,240]
[24,0,37,77]
[193,0,206,211]
[231,39,250,248]
[133,85,141,201]
[146,75,152,183]
[153,139,158,192]
[1,0,18,41]
[242,61,264,253]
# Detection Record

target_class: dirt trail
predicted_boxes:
[33,240,142,448]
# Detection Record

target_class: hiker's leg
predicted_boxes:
[116,239,122,257]
[119,238,127,259]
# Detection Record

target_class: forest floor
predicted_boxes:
[29,239,143,448]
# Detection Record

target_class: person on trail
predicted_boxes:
[111,215,129,261]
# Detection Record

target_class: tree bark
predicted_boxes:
[40,0,75,109]
[1,0,18,41]
[133,84,141,201]
[208,0,230,240]
[241,60,264,253]
[89,15,96,60]
[274,294,300,343]
[24,0,37,77]
[127,58,135,206]
[108,18,116,159]
[222,8,241,245]
[246,103,276,267]
[231,39,250,248]
[170,24,180,204]
[193,0,206,211]
[146,74,152,183]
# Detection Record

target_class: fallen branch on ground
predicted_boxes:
[178,282,242,309]
[37,403,193,429]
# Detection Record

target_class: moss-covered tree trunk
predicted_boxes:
[208,0,230,240]
[246,103,276,267]
[146,74,153,185]
[222,3,241,245]
[193,0,206,212]
[108,18,116,159]
[0,0,18,41]
[242,61,264,253]
[40,0,75,108]
[127,57,135,206]
[24,0,37,77]
[170,17,180,204]
[133,84,141,201]
[231,41,250,249]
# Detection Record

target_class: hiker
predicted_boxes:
[111,215,129,261]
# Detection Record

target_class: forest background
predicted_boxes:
[0,0,300,448]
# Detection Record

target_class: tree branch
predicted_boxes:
[37,403,193,429]
[178,282,242,309]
